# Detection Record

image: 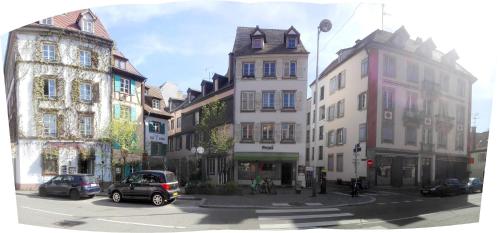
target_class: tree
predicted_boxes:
[196,100,233,155]
[107,118,142,168]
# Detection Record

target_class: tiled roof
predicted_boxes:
[33,9,111,40]
[144,85,170,118]
[232,26,309,56]
[112,49,145,79]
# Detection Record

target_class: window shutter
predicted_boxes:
[114,75,121,92]
[333,76,338,92]
[130,80,136,96]
[332,129,337,146]
[295,123,301,143]
[148,122,154,132]
[160,123,165,134]
[255,92,261,110]
[130,106,136,121]
[343,128,347,144]
[332,103,336,120]
[254,123,261,142]
[276,91,282,110]
[284,62,290,77]
[296,91,302,111]
[341,71,346,88]
[92,82,99,103]
[114,104,120,119]
[234,123,241,142]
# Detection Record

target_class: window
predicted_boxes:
[261,123,274,142]
[152,99,160,109]
[80,50,91,67]
[176,118,181,129]
[43,44,56,61]
[337,71,346,89]
[186,134,192,150]
[242,62,255,77]
[170,120,174,131]
[282,91,296,109]
[328,104,336,121]
[423,128,432,144]
[287,37,297,48]
[306,130,310,143]
[306,112,310,125]
[312,147,315,160]
[79,116,93,137]
[320,86,325,100]
[319,146,323,160]
[336,154,344,172]
[359,123,367,142]
[115,59,126,69]
[358,92,367,110]
[328,130,336,146]
[405,126,417,145]
[361,58,368,77]
[337,99,345,118]
[319,126,324,140]
[328,154,334,171]
[151,121,161,133]
[241,123,254,141]
[456,105,465,123]
[281,123,295,142]
[40,17,53,25]
[306,148,310,161]
[207,158,215,175]
[263,61,276,77]
[120,78,130,94]
[82,18,93,33]
[457,79,465,96]
[241,91,255,111]
[439,100,449,117]
[383,54,396,77]
[319,105,325,120]
[441,73,449,92]
[424,67,435,82]
[329,76,337,94]
[43,156,58,175]
[262,91,275,109]
[289,61,297,76]
[456,131,464,151]
[252,38,263,49]
[313,91,316,104]
[43,114,57,137]
[313,110,316,123]
[120,105,130,120]
[383,87,394,110]
[382,123,394,143]
[44,79,57,98]
[407,62,419,83]
[406,92,418,112]
[336,128,346,145]
[438,131,448,148]
[79,83,92,102]
[312,128,315,142]
[424,99,433,115]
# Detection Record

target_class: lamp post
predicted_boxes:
[312,19,332,197]
[191,146,205,180]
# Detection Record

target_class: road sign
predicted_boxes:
[367,159,374,168]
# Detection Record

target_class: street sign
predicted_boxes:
[367,159,374,168]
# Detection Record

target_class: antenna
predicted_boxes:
[381,3,391,30]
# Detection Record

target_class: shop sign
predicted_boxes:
[262,145,274,150]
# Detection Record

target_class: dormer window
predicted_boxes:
[252,38,264,49]
[287,37,297,49]
[114,59,126,69]
[40,17,53,25]
[79,13,95,34]
[152,99,160,110]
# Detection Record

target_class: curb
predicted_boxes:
[198,196,376,209]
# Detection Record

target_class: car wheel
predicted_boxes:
[70,189,80,200]
[88,195,95,198]
[111,191,122,203]
[39,188,47,197]
[151,193,164,206]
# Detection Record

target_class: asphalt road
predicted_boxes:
[15,190,481,231]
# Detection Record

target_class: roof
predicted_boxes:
[474,131,489,150]
[33,9,111,40]
[144,85,171,118]
[112,49,146,80]
[232,26,309,56]
[310,26,476,86]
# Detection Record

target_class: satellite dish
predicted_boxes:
[319,19,332,32]
[197,146,205,154]
[190,147,197,154]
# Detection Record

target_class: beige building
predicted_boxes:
[309,26,476,187]
[231,26,309,186]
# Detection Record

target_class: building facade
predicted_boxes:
[4,10,114,190]
[309,26,476,187]
[231,26,309,186]
[468,127,488,180]
[143,85,171,170]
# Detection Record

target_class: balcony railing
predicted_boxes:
[420,142,435,153]
[421,80,441,98]
[435,114,454,132]
[403,108,422,125]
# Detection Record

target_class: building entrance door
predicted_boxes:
[421,158,432,186]
[391,156,403,187]
[281,163,292,186]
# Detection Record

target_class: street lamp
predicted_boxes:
[191,146,205,180]
[312,19,332,197]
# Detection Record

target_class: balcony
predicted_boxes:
[421,80,441,99]
[420,142,435,153]
[435,114,454,132]
[403,108,422,126]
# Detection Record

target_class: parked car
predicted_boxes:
[466,178,483,193]
[38,174,100,200]
[420,178,467,197]
[107,170,180,206]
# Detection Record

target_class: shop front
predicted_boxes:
[375,154,418,187]
[234,152,298,186]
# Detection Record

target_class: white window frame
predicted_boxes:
[241,123,254,141]
[152,99,160,109]
[79,82,92,102]
[361,58,368,77]
[262,91,275,109]
[282,91,296,109]
[40,17,53,25]
[152,121,161,133]
[383,54,396,77]
[120,78,130,94]
[80,116,93,137]
[252,38,263,49]
[287,37,297,48]
[43,44,56,61]
[336,128,345,145]
[43,114,57,137]
[207,158,215,175]
[45,79,57,98]
[263,61,276,77]
[241,91,255,111]
[82,18,94,33]
[359,123,367,142]
[243,63,255,77]
[261,123,274,141]
[281,123,295,141]
[289,61,297,76]
[80,50,91,67]
[358,92,367,110]
[383,88,394,110]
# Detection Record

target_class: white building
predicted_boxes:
[231,26,309,186]
[308,26,476,187]
[4,9,113,190]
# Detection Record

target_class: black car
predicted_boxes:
[107,170,180,206]
[466,178,483,193]
[38,174,100,200]
[420,178,467,197]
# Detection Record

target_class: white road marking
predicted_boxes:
[96,218,186,229]
[258,213,353,221]
[391,201,400,204]
[333,191,351,197]
[403,200,412,203]
[259,220,339,229]
[256,208,339,214]
[21,206,74,217]
[305,203,323,206]
[272,203,291,207]
[376,203,386,205]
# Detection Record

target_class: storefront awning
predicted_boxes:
[234,152,299,161]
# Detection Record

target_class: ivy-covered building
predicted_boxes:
[4,9,114,190]
[110,49,146,181]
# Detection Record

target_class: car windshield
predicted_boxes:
[82,176,97,183]
[166,173,178,183]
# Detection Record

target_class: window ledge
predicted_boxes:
[240,140,255,144]
[261,108,276,112]
[260,140,275,144]
[282,76,297,80]
[263,76,277,79]
[281,108,296,112]
[240,110,256,113]
[280,140,296,144]
[242,76,255,79]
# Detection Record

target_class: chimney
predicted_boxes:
[214,78,219,92]
[355,39,361,44]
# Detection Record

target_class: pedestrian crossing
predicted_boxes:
[256,207,357,229]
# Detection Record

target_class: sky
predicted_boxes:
[2,0,497,132]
